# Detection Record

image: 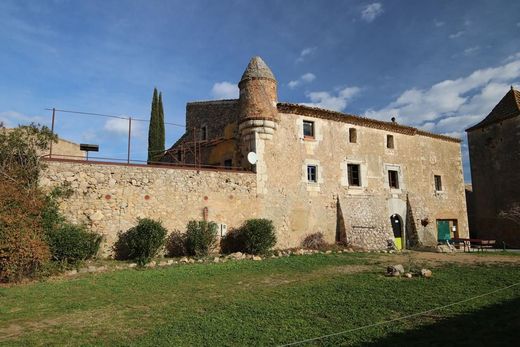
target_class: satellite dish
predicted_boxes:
[247,152,257,165]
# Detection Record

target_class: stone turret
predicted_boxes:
[238,56,278,142]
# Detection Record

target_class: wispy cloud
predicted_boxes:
[303,86,361,112]
[296,47,316,63]
[288,73,316,89]
[361,3,383,23]
[449,31,465,39]
[210,81,239,99]
[434,19,445,27]
[464,46,480,55]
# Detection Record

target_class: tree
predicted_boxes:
[147,88,165,163]
[0,124,56,282]
[157,92,165,157]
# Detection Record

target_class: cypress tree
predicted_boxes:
[147,88,159,163]
[157,92,165,158]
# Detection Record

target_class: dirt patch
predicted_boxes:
[376,251,520,267]
[0,306,147,343]
[317,264,374,275]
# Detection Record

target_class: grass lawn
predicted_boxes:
[0,252,519,346]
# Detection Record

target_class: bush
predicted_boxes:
[302,232,327,250]
[185,221,218,257]
[114,218,167,265]
[220,228,245,254]
[45,224,101,264]
[0,184,50,282]
[165,231,187,257]
[240,219,276,255]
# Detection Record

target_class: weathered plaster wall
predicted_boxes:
[258,112,469,249]
[41,161,259,255]
[468,116,520,247]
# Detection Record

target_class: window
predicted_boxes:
[434,175,442,191]
[201,126,208,141]
[347,164,361,187]
[386,134,394,149]
[307,165,317,183]
[349,128,357,143]
[224,159,233,168]
[303,120,315,138]
[388,170,399,189]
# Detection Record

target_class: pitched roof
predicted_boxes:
[240,56,276,82]
[466,87,520,132]
[277,103,461,143]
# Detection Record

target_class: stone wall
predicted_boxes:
[257,112,469,249]
[41,160,259,255]
[468,116,520,247]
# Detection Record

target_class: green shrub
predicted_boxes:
[114,218,167,265]
[165,231,187,257]
[240,219,276,255]
[185,221,218,257]
[220,228,245,254]
[46,224,101,264]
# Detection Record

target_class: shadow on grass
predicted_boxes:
[353,296,520,347]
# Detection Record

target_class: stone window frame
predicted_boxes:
[433,173,445,194]
[384,163,405,193]
[298,116,322,143]
[386,134,395,149]
[307,165,318,183]
[341,159,368,191]
[302,159,323,191]
[303,120,315,139]
[348,127,358,144]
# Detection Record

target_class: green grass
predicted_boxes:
[0,253,519,346]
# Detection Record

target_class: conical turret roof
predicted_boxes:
[240,56,276,82]
[466,86,520,131]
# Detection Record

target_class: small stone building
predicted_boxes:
[163,56,469,249]
[466,87,520,248]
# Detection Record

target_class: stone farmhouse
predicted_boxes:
[161,56,469,250]
[41,57,468,254]
[466,87,520,248]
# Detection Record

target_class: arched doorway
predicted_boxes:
[390,214,404,249]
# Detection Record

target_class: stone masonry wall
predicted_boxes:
[258,112,469,250]
[41,160,259,256]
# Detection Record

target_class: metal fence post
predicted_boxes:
[127,117,132,164]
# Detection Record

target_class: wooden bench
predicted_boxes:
[450,238,496,252]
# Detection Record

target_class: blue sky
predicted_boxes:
[1,0,519,182]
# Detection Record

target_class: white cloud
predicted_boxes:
[449,31,464,39]
[464,46,480,55]
[296,47,316,63]
[434,20,445,27]
[361,3,383,23]
[288,72,316,89]
[104,118,132,135]
[0,110,43,127]
[303,86,361,112]
[210,81,239,99]
[364,53,520,136]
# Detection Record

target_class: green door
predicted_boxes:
[437,220,450,242]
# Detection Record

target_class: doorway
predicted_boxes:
[437,219,459,243]
[390,214,404,249]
